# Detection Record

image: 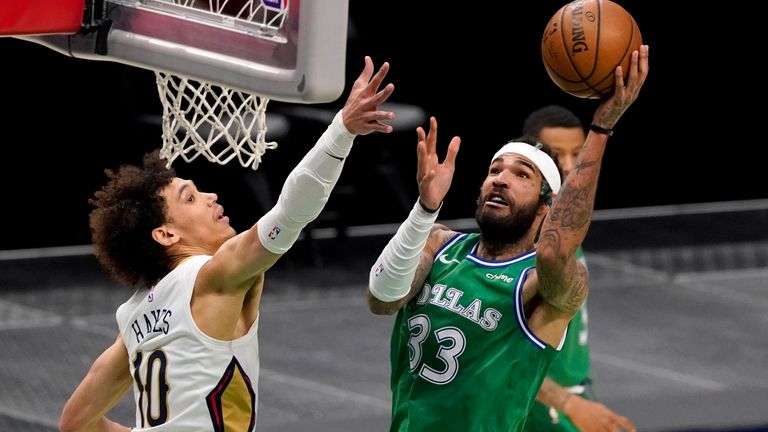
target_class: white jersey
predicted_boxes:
[116,255,260,431]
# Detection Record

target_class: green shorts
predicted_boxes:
[523,380,595,432]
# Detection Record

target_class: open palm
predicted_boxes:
[416,116,461,210]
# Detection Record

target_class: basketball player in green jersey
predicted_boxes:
[367,45,648,431]
[522,105,635,432]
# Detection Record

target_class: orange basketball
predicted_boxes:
[541,0,642,99]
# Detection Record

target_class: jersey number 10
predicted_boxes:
[132,350,170,427]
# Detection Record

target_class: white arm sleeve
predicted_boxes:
[369,201,440,302]
[257,110,355,254]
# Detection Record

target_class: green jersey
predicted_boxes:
[390,233,558,432]
[545,247,590,386]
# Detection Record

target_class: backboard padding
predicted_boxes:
[20,0,348,103]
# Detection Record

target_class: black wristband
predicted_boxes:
[418,199,442,213]
[589,124,613,136]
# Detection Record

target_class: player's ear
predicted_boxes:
[152,225,179,246]
[538,194,554,216]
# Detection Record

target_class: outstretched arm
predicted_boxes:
[535,46,649,316]
[60,335,132,432]
[253,56,394,257]
[203,56,395,293]
[536,378,636,432]
[368,117,461,314]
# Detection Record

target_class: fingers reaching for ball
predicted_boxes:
[593,44,650,130]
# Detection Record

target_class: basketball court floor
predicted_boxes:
[1,201,767,432]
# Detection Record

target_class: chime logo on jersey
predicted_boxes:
[485,273,514,283]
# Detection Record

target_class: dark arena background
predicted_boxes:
[1,1,767,431]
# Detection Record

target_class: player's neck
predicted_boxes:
[167,244,214,270]
[476,237,535,261]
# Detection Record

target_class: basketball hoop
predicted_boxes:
[156,72,277,170]
[152,0,291,170]
[14,0,350,169]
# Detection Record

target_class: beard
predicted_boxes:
[474,192,540,249]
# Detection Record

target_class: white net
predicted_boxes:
[156,72,278,170]
[148,0,289,170]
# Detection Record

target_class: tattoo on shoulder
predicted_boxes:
[412,254,433,289]
[427,227,455,253]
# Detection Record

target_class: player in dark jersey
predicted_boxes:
[367,46,649,431]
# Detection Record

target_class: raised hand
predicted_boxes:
[342,56,396,135]
[416,116,461,211]
[593,44,649,129]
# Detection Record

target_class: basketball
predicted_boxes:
[541,0,642,99]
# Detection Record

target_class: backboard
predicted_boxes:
[16,0,348,103]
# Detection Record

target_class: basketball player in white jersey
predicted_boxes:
[59,56,395,432]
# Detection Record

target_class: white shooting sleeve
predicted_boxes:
[257,110,355,254]
[369,201,440,302]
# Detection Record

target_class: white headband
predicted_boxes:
[490,142,561,194]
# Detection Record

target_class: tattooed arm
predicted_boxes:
[534,46,649,325]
